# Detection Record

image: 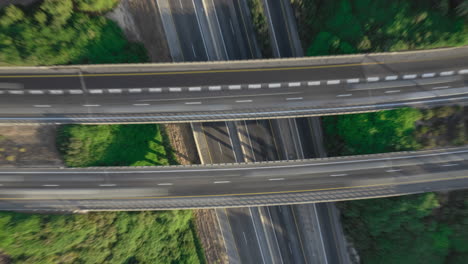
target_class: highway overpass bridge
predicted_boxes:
[0,147,467,211]
[0,47,467,123]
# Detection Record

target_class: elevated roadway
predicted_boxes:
[0,47,467,123]
[0,147,467,211]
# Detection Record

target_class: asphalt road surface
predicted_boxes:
[0,49,466,122]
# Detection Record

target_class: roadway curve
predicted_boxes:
[0,47,467,123]
[0,147,467,211]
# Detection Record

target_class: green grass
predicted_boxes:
[0,210,204,264]
[57,124,177,167]
[247,0,273,58]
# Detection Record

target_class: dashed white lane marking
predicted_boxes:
[69,90,83,94]
[367,77,379,82]
[440,71,454,76]
[403,74,417,79]
[29,90,44,94]
[346,78,359,84]
[422,73,436,78]
[268,178,285,181]
[169,87,182,92]
[149,88,162,92]
[330,173,347,177]
[33,105,51,108]
[8,90,24,94]
[108,89,122,93]
[99,184,116,187]
[133,103,150,106]
[268,83,281,88]
[286,97,303,100]
[129,88,142,93]
[88,89,103,94]
[308,81,321,86]
[49,90,64,94]
[459,69,468,74]
[385,75,398,81]
[385,90,401,94]
[42,184,59,187]
[236,99,253,103]
[288,82,301,87]
[82,104,100,107]
[228,85,241,90]
[337,94,352,97]
[386,169,402,172]
[327,80,340,85]
[432,86,450,90]
[248,84,261,89]
[185,102,202,105]
[441,163,458,167]
[189,87,202,91]
[157,183,173,186]
[214,181,231,184]
[209,86,221,91]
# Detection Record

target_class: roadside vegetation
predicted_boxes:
[290,0,468,56]
[0,210,205,264]
[323,106,467,263]
[323,105,467,156]
[246,0,274,58]
[0,0,147,66]
[57,124,177,167]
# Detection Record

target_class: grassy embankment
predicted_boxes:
[290,0,468,55]
[323,106,468,263]
[0,1,205,263]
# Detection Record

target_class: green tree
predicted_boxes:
[75,0,120,13]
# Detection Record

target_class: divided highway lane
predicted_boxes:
[0,147,467,199]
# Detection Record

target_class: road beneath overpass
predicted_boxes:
[0,48,467,123]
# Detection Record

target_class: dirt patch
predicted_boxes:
[162,123,200,165]
[0,125,63,167]
[193,209,228,264]
[107,0,172,62]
